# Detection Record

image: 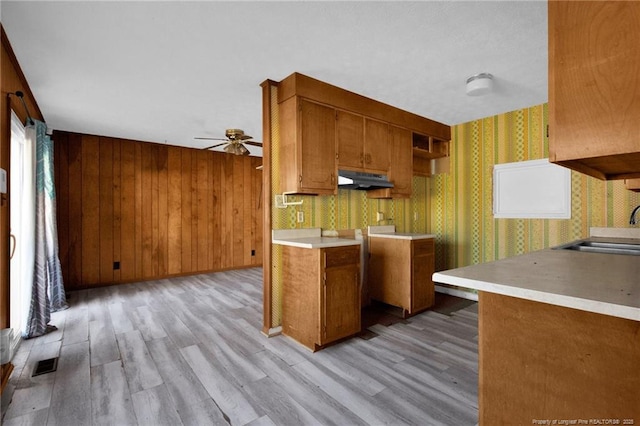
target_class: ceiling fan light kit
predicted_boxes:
[466,73,493,96]
[224,142,250,156]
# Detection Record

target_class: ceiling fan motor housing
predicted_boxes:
[225,128,252,141]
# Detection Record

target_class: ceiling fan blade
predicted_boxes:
[203,142,227,150]
[244,141,263,147]
[194,137,228,141]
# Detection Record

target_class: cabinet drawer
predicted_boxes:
[413,239,434,256]
[324,246,360,268]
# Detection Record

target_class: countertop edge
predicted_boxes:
[272,238,362,249]
[432,272,640,322]
[368,233,436,240]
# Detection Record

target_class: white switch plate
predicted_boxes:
[297,211,304,223]
[376,212,384,222]
[274,194,286,209]
[0,168,6,194]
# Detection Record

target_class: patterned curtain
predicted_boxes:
[24,120,68,338]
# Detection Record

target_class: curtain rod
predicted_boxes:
[10,90,35,126]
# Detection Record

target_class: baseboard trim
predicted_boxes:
[262,326,282,338]
[435,285,479,302]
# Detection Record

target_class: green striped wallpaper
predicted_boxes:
[431,103,640,272]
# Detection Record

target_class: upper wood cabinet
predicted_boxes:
[279,97,337,195]
[336,111,389,174]
[336,110,364,171]
[368,125,413,199]
[276,73,451,196]
[548,1,640,180]
[363,118,391,173]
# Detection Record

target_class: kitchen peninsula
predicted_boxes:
[433,229,640,424]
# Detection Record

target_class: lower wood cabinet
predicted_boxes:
[281,244,361,351]
[368,237,435,317]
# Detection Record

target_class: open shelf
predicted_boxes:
[412,133,450,159]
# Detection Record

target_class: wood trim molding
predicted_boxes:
[260,79,276,334]
[277,72,451,140]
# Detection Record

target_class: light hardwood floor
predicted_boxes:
[1,268,478,426]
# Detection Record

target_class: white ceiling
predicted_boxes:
[1,1,548,157]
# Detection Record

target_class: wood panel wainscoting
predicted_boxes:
[53,131,263,290]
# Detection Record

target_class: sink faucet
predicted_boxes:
[631,204,640,225]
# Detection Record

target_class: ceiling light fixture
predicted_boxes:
[224,142,249,156]
[466,73,494,96]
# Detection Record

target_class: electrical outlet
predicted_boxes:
[376,212,384,222]
[297,211,304,223]
[414,212,419,221]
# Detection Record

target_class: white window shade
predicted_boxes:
[493,158,571,219]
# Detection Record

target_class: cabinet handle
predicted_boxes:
[365,153,371,164]
[299,174,303,183]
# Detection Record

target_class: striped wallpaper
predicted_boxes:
[269,94,640,325]
[432,103,639,272]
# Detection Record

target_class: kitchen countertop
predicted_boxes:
[368,232,435,240]
[367,225,435,240]
[272,228,361,249]
[433,234,640,321]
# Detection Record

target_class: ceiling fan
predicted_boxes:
[195,128,262,156]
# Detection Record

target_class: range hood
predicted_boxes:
[337,170,394,190]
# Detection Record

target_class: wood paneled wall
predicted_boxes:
[53,131,263,290]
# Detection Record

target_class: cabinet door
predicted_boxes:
[364,118,390,174]
[336,110,364,170]
[411,239,435,313]
[322,247,360,344]
[549,1,640,179]
[299,99,337,193]
[388,125,413,197]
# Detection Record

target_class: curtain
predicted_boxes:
[24,120,68,339]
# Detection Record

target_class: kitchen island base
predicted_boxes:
[479,292,639,424]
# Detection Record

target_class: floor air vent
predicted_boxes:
[32,357,58,376]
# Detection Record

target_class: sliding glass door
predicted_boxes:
[9,110,35,347]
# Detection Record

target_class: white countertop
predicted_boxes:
[367,225,435,240]
[368,232,435,240]
[272,228,361,249]
[433,236,640,321]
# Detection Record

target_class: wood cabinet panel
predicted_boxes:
[299,99,337,193]
[479,292,640,423]
[368,125,413,199]
[549,1,640,180]
[282,244,360,351]
[411,239,435,312]
[368,236,435,316]
[279,98,336,195]
[323,259,360,343]
[53,131,263,289]
[363,118,390,173]
[336,110,364,170]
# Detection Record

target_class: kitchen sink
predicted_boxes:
[554,239,640,256]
